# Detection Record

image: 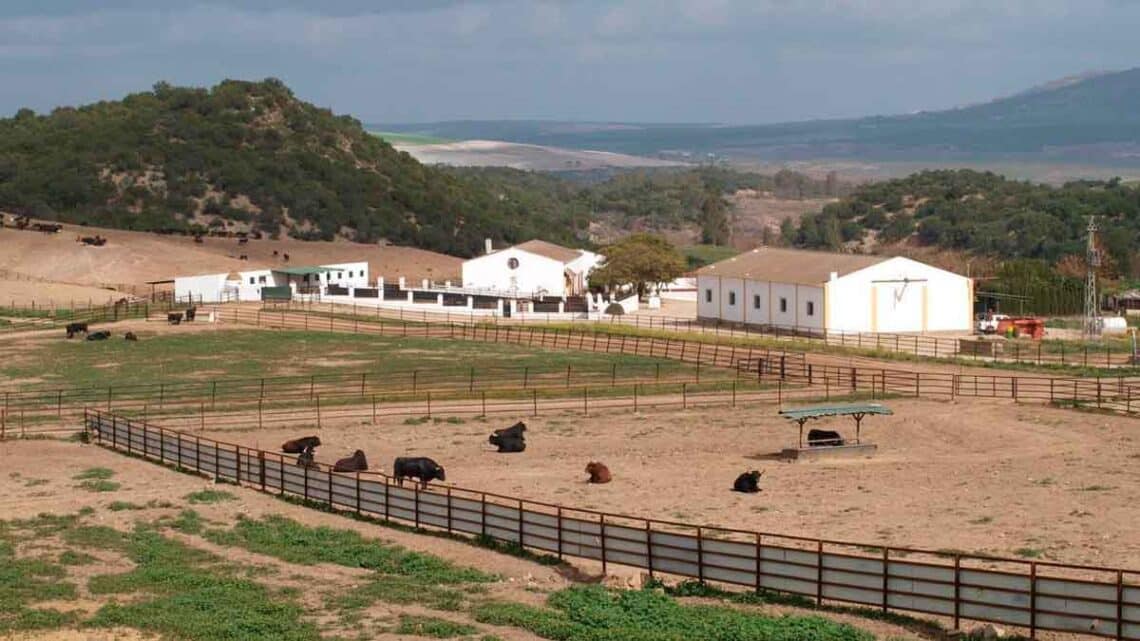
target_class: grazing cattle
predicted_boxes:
[193,235,204,244]
[489,433,525,453]
[239,254,248,260]
[393,457,445,488]
[281,436,321,454]
[124,332,138,341]
[732,470,763,493]
[65,322,89,338]
[807,429,845,447]
[273,250,279,256]
[296,447,319,470]
[333,450,368,473]
[585,461,611,484]
[492,421,526,439]
[283,253,290,262]
[33,222,62,233]
[79,235,106,246]
[86,331,111,341]
[238,237,248,245]
[167,312,183,325]
[184,307,196,322]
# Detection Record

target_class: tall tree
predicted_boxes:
[590,234,687,297]
[699,187,730,245]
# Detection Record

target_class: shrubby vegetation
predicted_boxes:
[784,169,1140,278]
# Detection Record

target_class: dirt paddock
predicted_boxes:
[200,398,1140,570]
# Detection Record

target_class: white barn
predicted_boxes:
[461,240,602,298]
[696,247,972,334]
[174,261,369,303]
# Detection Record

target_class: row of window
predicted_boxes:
[247,271,362,286]
[704,289,814,316]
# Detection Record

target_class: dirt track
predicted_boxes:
[194,397,1140,570]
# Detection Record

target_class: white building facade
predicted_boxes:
[461,239,603,298]
[174,261,369,303]
[696,248,972,334]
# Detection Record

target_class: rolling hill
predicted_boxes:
[378,68,1140,166]
[0,79,585,257]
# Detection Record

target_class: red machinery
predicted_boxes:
[996,316,1045,340]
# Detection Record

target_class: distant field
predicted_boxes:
[369,131,454,145]
[682,244,739,268]
[0,329,689,390]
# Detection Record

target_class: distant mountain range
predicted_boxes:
[377,68,1140,166]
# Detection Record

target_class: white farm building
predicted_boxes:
[174,261,369,303]
[461,239,603,298]
[696,247,972,334]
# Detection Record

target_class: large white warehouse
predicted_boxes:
[696,247,972,334]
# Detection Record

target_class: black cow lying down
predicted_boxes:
[493,421,526,438]
[807,429,845,447]
[489,433,525,453]
[281,436,321,454]
[65,322,88,338]
[394,457,445,488]
[124,332,138,341]
[333,450,368,473]
[733,470,763,493]
[86,331,111,341]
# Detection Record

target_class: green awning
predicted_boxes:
[273,266,335,276]
[779,403,893,421]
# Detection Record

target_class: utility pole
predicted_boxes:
[1083,216,1101,337]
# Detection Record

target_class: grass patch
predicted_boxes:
[1077,485,1115,492]
[58,550,97,566]
[185,489,236,504]
[473,586,873,641]
[1014,547,1044,558]
[0,520,78,633]
[73,467,114,480]
[168,509,205,534]
[107,501,144,512]
[23,478,49,488]
[968,516,993,525]
[85,526,320,641]
[76,480,121,493]
[394,615,478,638]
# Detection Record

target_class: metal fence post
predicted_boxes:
[600,514,607,574]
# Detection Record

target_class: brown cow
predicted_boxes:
[281,436,321,454]
[333,450,368,473]
[585,461,611,484]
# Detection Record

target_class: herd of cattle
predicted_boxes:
[278,421,617,489]
[64,323,139,342]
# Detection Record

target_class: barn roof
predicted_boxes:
[696,247,888,286]
[273,265,335,276]
[511,239,584,263]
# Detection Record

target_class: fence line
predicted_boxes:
[83,409,1140,641]
[268,299,1140,369]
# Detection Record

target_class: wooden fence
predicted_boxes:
[84,409,1140,640]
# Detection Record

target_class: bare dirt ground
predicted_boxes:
[0,223,461,291]
[201,398,1140,571]
[728,190,836,248]
[0,278,128,307]
[0,438,929,640]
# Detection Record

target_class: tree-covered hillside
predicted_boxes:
[0,79,586,256]
[783,169,1140,278]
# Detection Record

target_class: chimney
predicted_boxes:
[485,238,493,254]
[829,271,838,281]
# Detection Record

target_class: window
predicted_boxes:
[258,275,266,284]
[705,289,712,303]
[807,301,815,316]
[779,297,787,313]
[338,272,343,279]
[249,277,255,285]
[753,294,761,309]
[728,291,736,306]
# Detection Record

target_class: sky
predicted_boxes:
[1,0,1138,125]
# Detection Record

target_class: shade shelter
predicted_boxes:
[779,403,893,448]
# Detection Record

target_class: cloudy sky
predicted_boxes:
[1,1,1137,124]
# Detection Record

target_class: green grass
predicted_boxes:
[106,501,144,511]
[168,509,205,534]
[394,615,478,638]
[58,550,97,566]
[2,329,688,391]
[85,526,320,641]
[683,244,740,268]
[1014,547,1044,559]
[370,131,454,145]
[185,489,236,504]
[72,467,114,480]
[0,517,79,633]
[76,480,121,493]
[473,586,873,641]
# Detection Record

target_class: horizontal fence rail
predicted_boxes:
[84,409,1140,641]
[265,300,1140,370]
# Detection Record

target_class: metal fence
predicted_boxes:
[265,301,1139,369]
[84,409,1140,640]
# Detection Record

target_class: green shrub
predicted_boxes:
[77,480,121,493]
[107,501,144,512]
[72,467,114,480]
